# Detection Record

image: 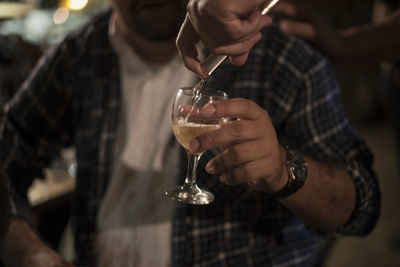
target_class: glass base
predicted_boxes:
[165,184,214,205]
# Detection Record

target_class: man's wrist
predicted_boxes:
[273,145,289,192]
[271,145,308,198]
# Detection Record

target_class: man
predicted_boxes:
[0,0,380,267]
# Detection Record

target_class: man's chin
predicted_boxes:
[135,0,187,13]
[135,31,177,43]
[132,19,182,42]
[135,2,184,19]
[123,3,185,42]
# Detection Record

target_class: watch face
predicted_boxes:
[290,150,308,188]
[271,147,308,198]
[292,171,305,187]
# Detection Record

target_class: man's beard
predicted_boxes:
[132,16,184,41]
[129,2,186,41]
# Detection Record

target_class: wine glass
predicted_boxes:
[166,86,228,205]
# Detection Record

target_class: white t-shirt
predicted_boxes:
[95,14,195,267]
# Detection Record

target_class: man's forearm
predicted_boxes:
[278,158,356,232]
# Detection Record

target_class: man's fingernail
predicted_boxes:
[203,105,216,117]
[206,161,216,174]
[190,139,199,151]
[219,174,227,183]
[201,66,209,78]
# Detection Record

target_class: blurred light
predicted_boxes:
[67,0,88,10]
[53,7,69,24]
[0,2,32,19]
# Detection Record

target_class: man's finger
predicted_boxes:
[206,139,268,175]
[213,32,262,56]
[229,53,249,66]
[190,118,266,153]
[279,19,316,40]
[219,157,271,185]
[176,15,208,77]
[201,98,267,121]
[273,1,313,22]
[180,47,207,78]
[233,11,272,41]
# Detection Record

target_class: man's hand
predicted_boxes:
[275,1,400,63]
[274,2,348,61]
[189,98,287,192]
[189,98,358,231]
[1,218,74,267]
[177,0,273,77]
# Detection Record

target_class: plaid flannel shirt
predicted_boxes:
[0,9,380,267]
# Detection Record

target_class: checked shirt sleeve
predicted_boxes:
[283,55,380,236]
[0,41,76,221]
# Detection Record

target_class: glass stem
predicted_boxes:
[184,151,202,185]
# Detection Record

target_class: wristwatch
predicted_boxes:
[272,145,308,198]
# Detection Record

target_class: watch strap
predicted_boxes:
[272,145,308,198]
